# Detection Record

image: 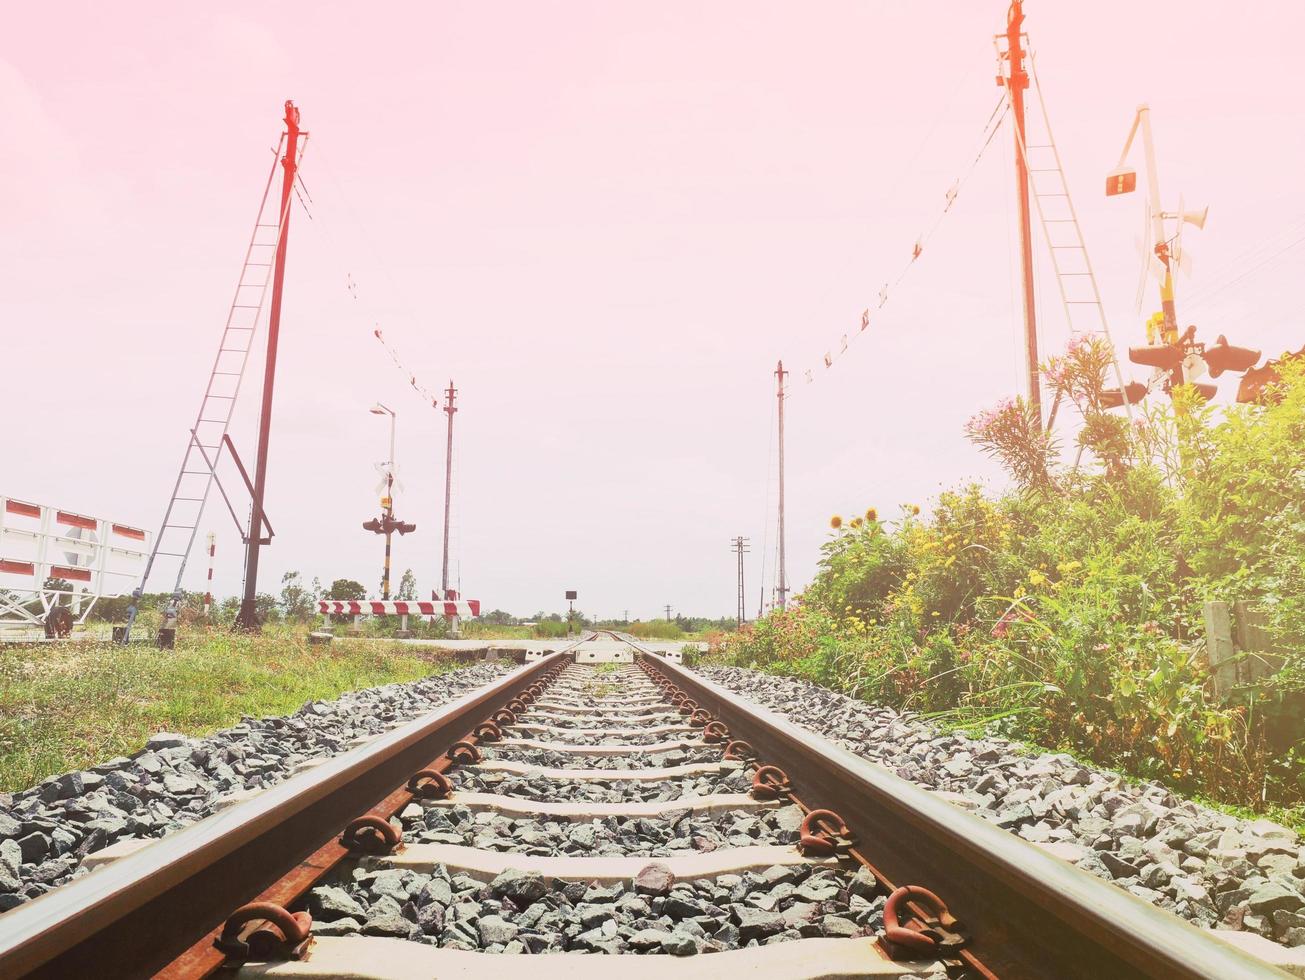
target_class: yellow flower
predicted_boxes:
[1028,569,1046,586]
[865,508,877,522]
[911,504,921,516]
[830,515,843,530]
[850,517,864,529]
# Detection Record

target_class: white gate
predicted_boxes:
[0,496,150,635]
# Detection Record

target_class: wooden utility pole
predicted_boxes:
[236,100,300,629]
[775,361,789,609]
[1005,1,1041,428]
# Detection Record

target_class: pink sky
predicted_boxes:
[3,2,1302,620]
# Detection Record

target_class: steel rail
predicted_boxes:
[634,644,1287,979]
[0,649,571,980]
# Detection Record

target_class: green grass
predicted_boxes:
[458,623,536,640]
[0,626,458,794]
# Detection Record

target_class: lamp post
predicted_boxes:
[369,403,397,599]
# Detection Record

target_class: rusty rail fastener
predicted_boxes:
[883,885,967,957]
[491,708,516,725]
[750,765,792,800]
[213,902,312,962]
[339,815,401,855]
[506,698,528,713]
[688,708,712,727]
[406,769,453,799]
[798,808,855,857]
[677,698,698,716]
[446,740,482,765]
[702,720,730,743]
[474,721,503,742]
[722,739,756,762]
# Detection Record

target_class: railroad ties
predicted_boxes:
[230,635,950,977]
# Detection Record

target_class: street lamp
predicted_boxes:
[365,402,407,600]
[370,402,396,470]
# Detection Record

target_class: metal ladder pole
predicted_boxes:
[236,101,303,630]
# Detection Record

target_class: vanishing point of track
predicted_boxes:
[0,632,1286,978]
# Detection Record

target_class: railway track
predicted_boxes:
[0,631,1289,978]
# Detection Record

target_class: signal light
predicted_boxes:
[362,518,382,533]
[1129,345,1183,370]
[394,521,416,535]
[1099,382,1148,409]
[1203,336,1261,377]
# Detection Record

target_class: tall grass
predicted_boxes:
[0,626,455,793]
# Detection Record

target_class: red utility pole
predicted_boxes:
[1005,1,1041,429]
[441,381,457,595]
[236,100,300,629]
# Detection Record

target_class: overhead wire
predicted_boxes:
[785,93,1010,398]
[1180,216,1305,310]
[1182,232,1305,318]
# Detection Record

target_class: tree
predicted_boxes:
[279,570,317,620]
[254,592,279,622]
[326,578,367,601]
[396,569,417,601]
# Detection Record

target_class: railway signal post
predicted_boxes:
[363,403,415,599]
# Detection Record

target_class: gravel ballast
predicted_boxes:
[481,747,721,769]
[307,860,883,954]
[703,665,1305,948]
[399,799,804,855]
[453,765,749,803]
[0,662,514,911]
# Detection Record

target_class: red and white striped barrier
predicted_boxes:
[318,599,480,618]
[1,495,150,632]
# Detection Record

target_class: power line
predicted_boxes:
[1183,234,1305,318]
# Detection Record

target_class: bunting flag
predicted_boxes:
[372,328,440,407]
[790,95,1010,394]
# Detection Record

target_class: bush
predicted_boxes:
[723,351,1305,814]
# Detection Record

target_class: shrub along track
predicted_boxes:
[0,632,1287,979]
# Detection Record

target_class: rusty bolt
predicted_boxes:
[702,721,730,743]
[722,739,756,762]
[446,741,482,765]
[750,765,792,800]
[406,769,453,799]
[883,885,964,956]
[339,815,401,855]
[214,902,312,962]
[798,808,853,857]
